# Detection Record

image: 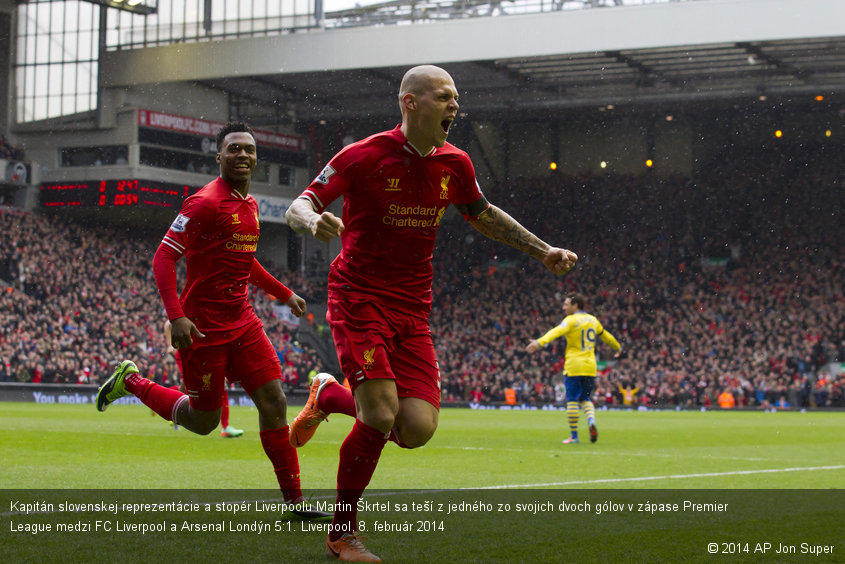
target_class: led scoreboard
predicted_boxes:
[40,180,199,208]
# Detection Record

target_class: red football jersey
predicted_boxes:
[299,125,485,314]
[158,177,261,332]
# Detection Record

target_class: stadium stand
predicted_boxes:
[0,208,320,392]
[2,142,842,408]
[431,147,844,408]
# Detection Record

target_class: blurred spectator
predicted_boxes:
[717,388,736,409]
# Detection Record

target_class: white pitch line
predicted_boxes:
[471,465,845,489]
[440,446,768,462]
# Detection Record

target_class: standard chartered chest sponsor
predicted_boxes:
[226,231,259,252]
[383,204,447,228]
[387,203,439,216]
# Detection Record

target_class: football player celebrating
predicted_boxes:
[97,122,326,519]
[286,65,578,561]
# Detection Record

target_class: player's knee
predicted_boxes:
[362,409,397,434]
[194,423,217,436]
[192,417,220,435]
[250,381,288,414]
[180,405,222,435]
[355,380,400,432]
[398,429,434,449]
[275,389,289,408]
[393,397,438,447]
[254,395,286,416]
[395,419,438,448]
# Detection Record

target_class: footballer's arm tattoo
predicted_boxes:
[468,204,550,261]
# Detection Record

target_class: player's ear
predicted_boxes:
[402,93,416,111]
[215,152,221,165]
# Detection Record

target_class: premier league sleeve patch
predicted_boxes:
[315,165,336,185]
[169,214,190,233]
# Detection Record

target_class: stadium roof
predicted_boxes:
[197,36,845,123]
[96,0,845,125]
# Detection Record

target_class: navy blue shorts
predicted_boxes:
[564,375,596,402]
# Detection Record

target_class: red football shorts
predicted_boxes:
[177,319,281,411]
[327,298,441,409]
[172,351,183,376]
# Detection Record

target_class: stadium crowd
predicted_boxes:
[1,147,842,409]
[0,208,318,391]
[432,148,844,409]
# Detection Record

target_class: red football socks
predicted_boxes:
[259,427,302,504]
[329,420,388,541]
[124,372,185,421]
[220,402,230,428]
[320,381,356,417]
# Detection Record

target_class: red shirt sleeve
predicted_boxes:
[298,142,357,213]
[152,196,210,321]
[249,259,293,303]
[152,242,185,321]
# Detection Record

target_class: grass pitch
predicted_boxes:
[2,403,842,489]
[1,403,843,562]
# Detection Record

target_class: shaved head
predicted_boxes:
[399,65,452,98]
[398,65,455,116]
[398,64,459,153]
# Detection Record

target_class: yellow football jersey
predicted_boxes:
[537,311,620,377]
